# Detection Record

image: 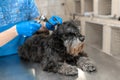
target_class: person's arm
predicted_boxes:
[0,21,41,47]
[0,15,62,47]
[0,19,47,47]
[0,26,18,47]
[0,22,45,47]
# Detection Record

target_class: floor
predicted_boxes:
[0,45,120,80]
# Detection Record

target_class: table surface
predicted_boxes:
[0,54,77,80]
[0,46,120,80]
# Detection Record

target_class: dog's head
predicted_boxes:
[55,21,85,56]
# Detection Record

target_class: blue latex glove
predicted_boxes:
[16,21,41,36]
[46,16,62,30]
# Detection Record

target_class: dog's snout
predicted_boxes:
[70,43,84,56]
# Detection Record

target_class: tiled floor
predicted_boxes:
[0,45,120,80]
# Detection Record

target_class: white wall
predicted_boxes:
[35,0,74,21]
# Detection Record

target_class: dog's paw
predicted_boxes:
[58,63,78,76]
[81,62,96,72]
[77,57,96,72]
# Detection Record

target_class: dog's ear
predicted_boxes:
[53,24,64,35]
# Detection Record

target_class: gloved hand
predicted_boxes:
[46,16,62,30]
[16,21,41,36]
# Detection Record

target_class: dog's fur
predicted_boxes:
[18,21,96,76]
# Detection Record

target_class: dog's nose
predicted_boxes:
[79,36,85,42]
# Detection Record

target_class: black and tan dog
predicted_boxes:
[18,21,96,76]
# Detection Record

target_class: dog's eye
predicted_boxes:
[63,34,72,40]
[63,34,68,38]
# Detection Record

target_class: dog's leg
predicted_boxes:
[41,58,78,76]
[77,52,96,72]
[57,62,78,76]
[41,60,59,73]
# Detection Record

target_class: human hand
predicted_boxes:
[46,16,62,30]
[16,21,41,36]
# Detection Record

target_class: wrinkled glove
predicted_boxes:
[16,21,41,36]
[46,16,62,30]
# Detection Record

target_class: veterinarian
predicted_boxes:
[0,0,62,56]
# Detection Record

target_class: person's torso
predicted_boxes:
[0,0,30,28]
[0,0,31,56]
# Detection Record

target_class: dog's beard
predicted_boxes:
[64,37,84,56]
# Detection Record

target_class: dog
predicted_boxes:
[18,20,96,76]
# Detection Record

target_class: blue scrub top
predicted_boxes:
[0,0,40,56]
